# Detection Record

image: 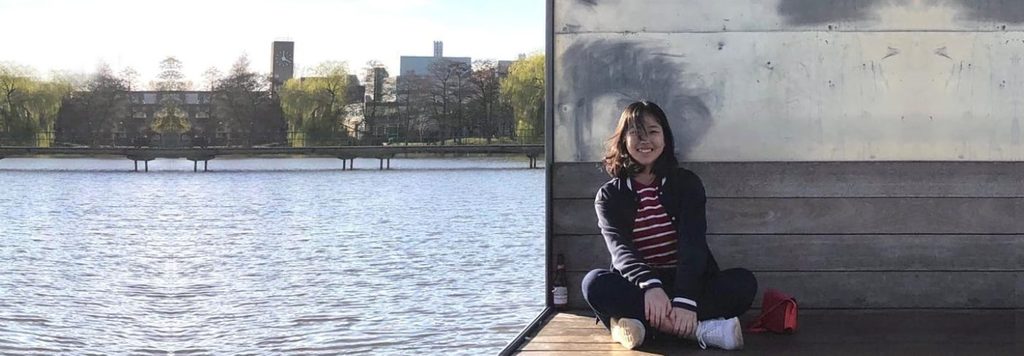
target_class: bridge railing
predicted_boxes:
[27,135,545,149]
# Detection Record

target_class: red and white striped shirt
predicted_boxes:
[632,178,677,268]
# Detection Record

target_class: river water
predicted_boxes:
[0,157,545,355]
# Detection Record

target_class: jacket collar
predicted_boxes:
[625,176,668,191]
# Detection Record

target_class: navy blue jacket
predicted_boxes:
[594,168,720,312]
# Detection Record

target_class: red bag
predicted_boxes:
[745,288,798,334]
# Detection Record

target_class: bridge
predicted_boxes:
[0,145,545,171]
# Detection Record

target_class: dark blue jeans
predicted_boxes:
[582,267,757,331]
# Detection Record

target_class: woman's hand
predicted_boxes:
[643,287,672,330]
[668,307,698,339]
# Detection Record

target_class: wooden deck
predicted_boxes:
[514,310,1022,355]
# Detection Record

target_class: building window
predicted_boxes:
[143,93,157,104]
[185,93,199,104]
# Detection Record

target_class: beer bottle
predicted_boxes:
[552,253,568,310]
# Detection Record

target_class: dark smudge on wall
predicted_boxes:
[951,0,1024,23]
[778,0,1024,25]
[559,40,712,161]
[776,0,884,25]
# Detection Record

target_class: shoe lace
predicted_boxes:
[696,323,714,350]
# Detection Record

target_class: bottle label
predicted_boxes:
[552,286,568,305]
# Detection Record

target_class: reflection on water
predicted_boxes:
[0,157,545,355]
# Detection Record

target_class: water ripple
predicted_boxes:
[0,157,545,354]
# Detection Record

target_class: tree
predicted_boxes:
[361,60,398,143]
[469,60,512,143]
[202,67,222,91]
[0,64,35,144]
[279,61,352,146]
[150,57,192,91]
[77,64,128,146]
[280,77,314,146]
[212,55,285,146]
[427,59,472,143]
[119,67,140,91]
[501,53,545,143]
[23,78,72,146]
[396,73,436,143]
[150,94,190,135]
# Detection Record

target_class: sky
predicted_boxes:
[0,0,544,87]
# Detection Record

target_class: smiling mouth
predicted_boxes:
[638,148,653,153]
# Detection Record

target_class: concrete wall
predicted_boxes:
[547,0,1024,310]
[553,0,1024,161]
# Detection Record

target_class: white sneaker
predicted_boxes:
[610,317,645,350]
[695,317,744,350]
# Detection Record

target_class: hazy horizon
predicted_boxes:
[0,0,544,86]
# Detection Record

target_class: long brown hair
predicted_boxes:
[602,101,679,178]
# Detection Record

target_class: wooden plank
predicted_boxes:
[521,342,637,352]
[555,0,1024,33]
[562,271,1020,310]
[517,352,655,355]
[708,198,1024,234]
[553,234,1024,272]
[553,162,1024,199]
[539,321,603,331]
[554,197,1024,235]
[521,342,1016,355]
[547,312,602,324]
[516,310,1021,355]
[534,327,610,337]
[532,327,610,337]
[551,162,605,200]
[531,335,617,344]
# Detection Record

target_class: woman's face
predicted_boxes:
[624,115,665,171]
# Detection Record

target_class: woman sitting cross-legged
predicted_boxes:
[583,101,758,351]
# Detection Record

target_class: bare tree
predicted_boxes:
[427,60,471,143]
[212,55,279,146]
[469,60,508,143]
[396,74,435,143]
[119,67,140,91]
[202,67,222,91]
[150,57,192,91]
[80,64,128,146]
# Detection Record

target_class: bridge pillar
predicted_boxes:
[128,155,154,172]
[377,158,392,170]
[187,156,214,172]
[131,159,150,172]
[339,157,355,171]
[191,160,210,172]
[527,155,539,169]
